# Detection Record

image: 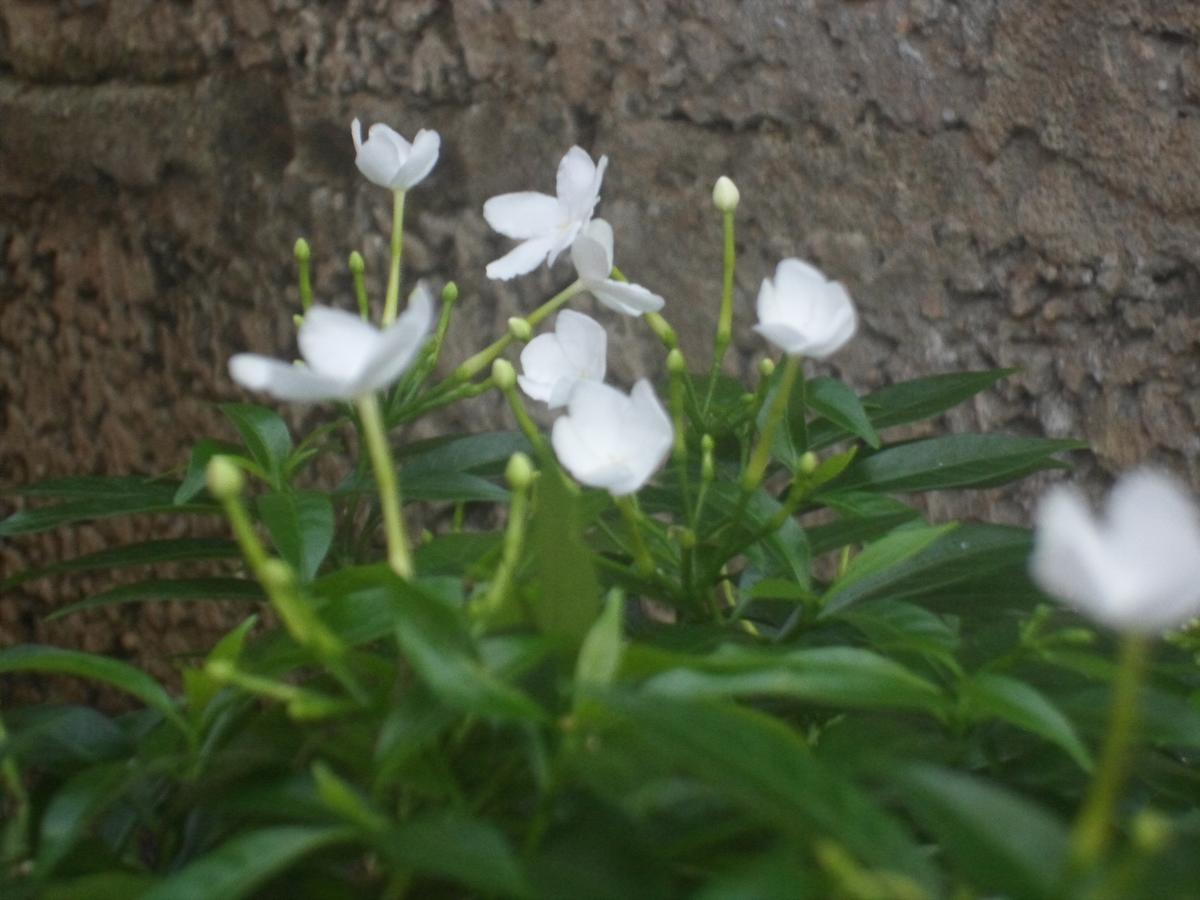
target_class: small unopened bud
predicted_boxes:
[507,317,532,341]
[712,175,740,213]
[259,558,296,593]
[348,250,365,274]
[799,451,819,475]
[205,659,235,681]
[1131,808,1172,854]
[206,456,244,500]
[506,452,535,490]
[669,525,696,549]
[293,314,304,329]
[758,357,776,379]
[701,434,715,454]
[441,281,459,305]
[701,434,716,481]
[491,358,517,391]
[666,348,686,374]
[293,237,311,262]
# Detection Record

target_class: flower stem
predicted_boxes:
[356,392,413,578]
[704,208,737,413]
[477,456,535,625]
[295,238,313,312]
[742,354,801,493]
[1070,633,1151,869]
[451,280,585,384]
[381,189,407,326]
[614,495,655,576]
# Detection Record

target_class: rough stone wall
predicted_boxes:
[3,0,1200,692]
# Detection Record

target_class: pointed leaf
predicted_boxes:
[2,538,238,589]
[45,577,262,621]
[965,672,1093,771]
[221,403,293,488]
[257,490,335,582]
[821,523,957,616]
[805,377,880,448]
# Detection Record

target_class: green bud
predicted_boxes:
[712,175,740,213]
[205,659,236,681]
[669,525,696,549]
[293,313,304,329]
[348,250,365,274]
[206,455,244,500]
[259,558,296,593]
[1131,808,1172,853]
[507,317,532,341]
[701,434,715,453]
[441,281,459,305]
[666,348,686,374]
[758,357,776,379]
[799,451,819,475]
[293,237,311,262]
[506,452,535,490]
[492,358,517,391]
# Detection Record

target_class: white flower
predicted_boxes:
[754,258,857,358]
[518,310,607,409]
[551,379,673,496]
[484,146,608,280]
[571,219,665,316]
[1030,468,1200,633]
[230,283,435,403]
[351,119,441,190]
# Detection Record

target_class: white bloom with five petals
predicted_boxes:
[754,258,857,358]
[1030,468,1200,633]
[484,146,608,280]
[229,283,435,403]
[551,379,673,496]
[351,119,441,190]
[571,219,665,316]
[518,310,607,409]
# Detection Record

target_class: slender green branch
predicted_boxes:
[704,208,737,413]
[742,354,801,493]
[381,189,407,326]
[614,495,655,577]
[356,393,413,578]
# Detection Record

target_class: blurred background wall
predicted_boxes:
[3,0,1200,694]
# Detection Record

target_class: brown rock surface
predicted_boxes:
[3,0,1199,699]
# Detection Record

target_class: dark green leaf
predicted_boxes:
[221,403,293,488]
[0,481,214,537]
[2,538,238,589]
[805,377,880,449]
[807,493,922,556]
[964,672,1093,770]
[893,764,1069,900]
[414,532,503,577]
[379,814,530,898]
[576,592,625,691]
[529,469,601,653]
[139,826,351,900]
[0,706,130,771]
[402,471,509,503]
[41,873,158,900]
[45,578,262,621]
[832,434,1084,494]
[839,600,961,672]
[398,431,531,476]
[257,490,334,582]
[35,763,128,877]
[821,524,957,616]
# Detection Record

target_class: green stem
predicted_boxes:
[704,209,737,413]
[0,712,29,869]
[500,383,552,463]
[1070,633,1151,868]
[479,476,531,624]
[742,354,801,493]
[452,280,584,384]
[614,495,655,577]
[381,189,407,326]
[356,393,413,578]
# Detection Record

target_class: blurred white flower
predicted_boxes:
[518,309,607,409]
[230,283,435,403]
[551,379,673,496]
[754,259,857,358]
[351,119,441,190]
[484,146,608,280]
[571,219,665,316]
[1030,468,1200,633]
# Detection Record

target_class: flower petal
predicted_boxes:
[353,123,409,188]
[483,192,561,240]
[518,332,575,406]
[553,309,607,383]
[570,219,613,281]
[753,320,809,356]
[556,146,599,218]
[390,129,440,189]
[1030,485,1114,624]
[299,306,382,381]
[356,282,436,394]
[589,279,665,316]
[229,354,352,403]
[485,235,557,281]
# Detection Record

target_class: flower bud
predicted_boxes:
[259,558,296,593]
[348,250,365,274]
[1131,808,1172,853]
[701,434,715,482]
[441,281,459,305]
[701,434,715,454]
[206,456,244,500]
[666,348,686,375]
[293,314,304,329]
[507,317,532,341]
[712,176,740,213]
[669,525,696,549]
[293,237,311,262]
[491,358,517,391]
[799,451,819,475]
[506,452,535,491]
[205,659,235,681]
[758,357,776,379]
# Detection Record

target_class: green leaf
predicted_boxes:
[402,471,509,503]
[893,764,1069,900]
[414,532,503,577]
[45,577,262,621]
[221,403,293,488]
[257,490,334,582]
[832,434,1084,494]
[576,591,625,690]
[808,369,1016,449]
[175,439,245,504]
[398,431,531,476]
[0,480,214,537]
[41,873,158,900]
[529,469,601,653]
[641,645,946,715]
[1,538,239,589]
[312,761,390,833]
[139,826,351,900]
[379,813,530,898]
[821,523,957,616]
[807,493,922,556]
[592,692,937,890]
[0,706,130,771]
[839,600,961,672]
[34,763,128,877]
[964,672,1093,771]
[0,646,185,733]
[805,377,880,448]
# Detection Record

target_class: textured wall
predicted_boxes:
[3,0,1200,690]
